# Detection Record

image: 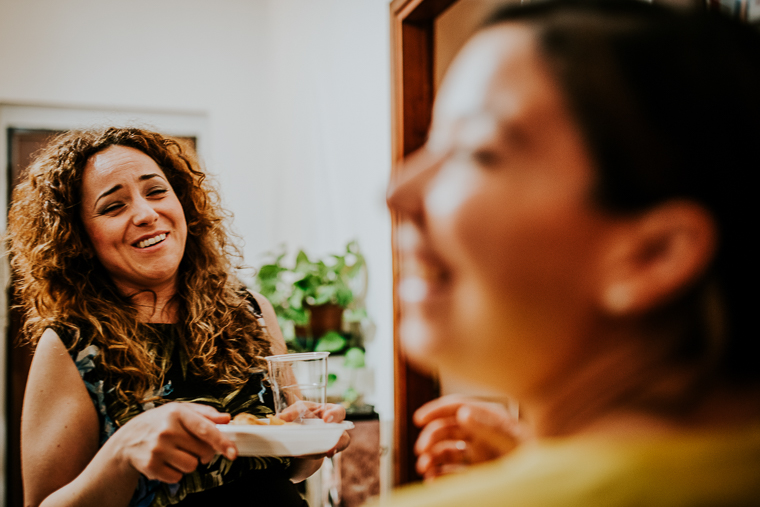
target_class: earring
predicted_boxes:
[604,284,632,314]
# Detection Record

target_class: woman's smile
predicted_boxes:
[398,224,453,306]
[134,232,169,249]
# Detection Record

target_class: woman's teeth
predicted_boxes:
[399,277,429,303]
[137,233,166,249]
[400,263,449,303]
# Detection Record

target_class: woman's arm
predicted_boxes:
[23,329,237,507]
[22,328,137,507]
[250,292,350,482]
[250,292,289,358]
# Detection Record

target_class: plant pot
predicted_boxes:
[294,303,344,339]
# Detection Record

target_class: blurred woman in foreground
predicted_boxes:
[384,0,760,504]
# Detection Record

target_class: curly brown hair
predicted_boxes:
[6,127,271,408]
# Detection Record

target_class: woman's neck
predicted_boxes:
[117,281,179,324]
[519,328,760,439]
[133,297,178,324]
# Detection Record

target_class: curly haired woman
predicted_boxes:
[6,127,348,507]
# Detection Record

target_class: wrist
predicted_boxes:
[100,431,142,484]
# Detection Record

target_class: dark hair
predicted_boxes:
[485,0,760,384]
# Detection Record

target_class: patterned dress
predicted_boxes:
[57,321,307,507]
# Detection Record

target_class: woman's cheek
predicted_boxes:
[425,162,480,221]
[399,315,443,372]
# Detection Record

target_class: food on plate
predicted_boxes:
[229,412,295,425]
[230,413,268,425]
[267,414,290,425]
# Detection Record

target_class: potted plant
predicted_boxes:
[254,240,367,347]
[253,241,370,406]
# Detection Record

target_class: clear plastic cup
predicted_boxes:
[265,352,329,423]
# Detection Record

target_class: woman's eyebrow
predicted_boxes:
[139,173,163,182]
[93,174,164,208]
[94,184,123,208]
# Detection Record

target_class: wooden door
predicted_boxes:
[390,0,514,486]
[389,0,457,486]
[5,128,65,507]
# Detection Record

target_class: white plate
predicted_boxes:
[217,420,354,457]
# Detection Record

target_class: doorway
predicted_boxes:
[3,126,197,507]
[5,128,63,507]
[389,0,512,486]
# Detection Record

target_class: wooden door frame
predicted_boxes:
[389,0,457,486]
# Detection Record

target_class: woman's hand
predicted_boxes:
[414,395,522,480]
[111,402,236,484]
[321,403,350,457]
[285,402,351,482]
[278,402,351,458]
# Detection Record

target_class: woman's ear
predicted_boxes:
[598,201,717,316]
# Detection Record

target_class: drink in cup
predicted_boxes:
[265,352,329,423]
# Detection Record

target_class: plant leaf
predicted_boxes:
[343,308,367,322]
[343,347,365,368]
[315,331,347,353]
[335,286,353,307]
[257,264,284,280]
[283,306,309,325]
[343,386,359,404]
[315,285,338,305]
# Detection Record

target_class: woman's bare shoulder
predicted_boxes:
[246,291,288,355]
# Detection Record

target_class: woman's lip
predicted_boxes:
[400,244,452,304]
[133,232,169,249]
[133,231,169,244]
[399,271,451,304]
[399,276,429,303]
[397,223,452,301]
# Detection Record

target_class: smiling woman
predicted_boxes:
[5,127,349,507]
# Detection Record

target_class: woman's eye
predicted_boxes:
[99,203,124,215]
[147,187,168,198]
[471,149,502,168]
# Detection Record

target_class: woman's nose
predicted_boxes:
[132,198,159,226]
[387,148,442,217]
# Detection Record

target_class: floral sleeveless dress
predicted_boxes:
[56,321,307,507]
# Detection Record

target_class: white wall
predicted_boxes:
[257,0,393,409]
[0,0,393,500]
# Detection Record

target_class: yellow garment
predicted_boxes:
[376,424,760,506]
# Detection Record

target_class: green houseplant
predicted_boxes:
[253,241,370,406]
[254,240,367,356]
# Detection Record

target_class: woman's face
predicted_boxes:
[388,25,620,397]
[80,145,188,295]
